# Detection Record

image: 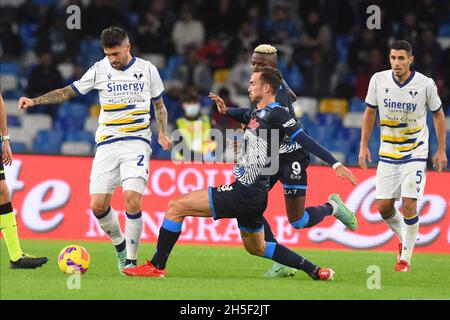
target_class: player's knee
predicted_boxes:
[378,203,394,216]
[402,201,417,217]
[90,201,109,216]
[124,197,141,214]
[0,182,11,203]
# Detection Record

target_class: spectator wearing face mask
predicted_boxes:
[174,91,216,161]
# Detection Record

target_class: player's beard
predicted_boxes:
[249,93,262,105]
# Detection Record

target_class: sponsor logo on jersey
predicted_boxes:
[383,99,417,112]
[283,118,297,128]
[107,81,145,93]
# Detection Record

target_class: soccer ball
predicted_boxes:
[57,245,90,274]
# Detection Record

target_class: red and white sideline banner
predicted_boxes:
[3,154,450,253]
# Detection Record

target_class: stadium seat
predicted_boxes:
[19,23,38,50]
[213,68,230,84]
[319,99,349,117]
[343,112,364,128]
[296,97,318,118]
[61,141,92,156]
[64,130,93,144]
[57,63,75,80]
[7,115,21,127]
[4,99,21,116]
[438,24,450,37]
[21,114,53,137]
[0,75,19,92]
[8,127,33,149]
[349,96,366,112]
[0,61,20,76]
[315,112,343,130]
[10,142,28,153]
[32,130,64,154]
[58,102,89,120]
[56,103,89,131]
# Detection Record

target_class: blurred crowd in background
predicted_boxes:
[1,0,450,166]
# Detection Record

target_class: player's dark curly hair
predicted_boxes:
[253,67,282,94]
[391,40,413,54]
[100,27,129,48]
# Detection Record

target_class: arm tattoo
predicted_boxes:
[32,85,77,105]
[153,98,168,134]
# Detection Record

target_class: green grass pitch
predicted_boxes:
[1,239,449,300]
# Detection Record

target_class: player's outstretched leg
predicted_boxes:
[242,231,334,281]
[262,217,297,278]
[328,194,357,231]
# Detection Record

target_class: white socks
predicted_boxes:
[125,212,143,261]
[382,208,404,242]
[400,215,419,264]
[96,207,125,246]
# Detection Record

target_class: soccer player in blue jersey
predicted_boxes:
[217,44,359,277]
[124,67,357,280]
[18,27,172,273]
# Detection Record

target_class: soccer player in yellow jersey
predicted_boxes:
[19,27,172,274]
[359,40,447,272]
[0,93,48,268]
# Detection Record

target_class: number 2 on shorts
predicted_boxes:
[137,155,145,166]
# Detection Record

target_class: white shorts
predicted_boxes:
[375,161,427,200]
[89,139,152,195]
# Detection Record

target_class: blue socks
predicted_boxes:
[291,203,333,229]
[150,218,183,270]
[264,242,319,278]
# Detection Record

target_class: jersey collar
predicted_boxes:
[265,102,281,109]
[120,55,136,71]
[392,70,415,88]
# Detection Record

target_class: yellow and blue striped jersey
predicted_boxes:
[71,56,164,147]
[365,70,442,163]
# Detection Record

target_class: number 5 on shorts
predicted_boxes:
[416,170,422,184]
[137,155,145,166]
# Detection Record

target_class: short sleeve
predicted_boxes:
[426,78,442,112]
[71,64,96,95]
[149,64,164,100]
[365,73,378,108]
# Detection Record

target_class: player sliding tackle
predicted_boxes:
[213,44,359,278]
[124,67,357,280]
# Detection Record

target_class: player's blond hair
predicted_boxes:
[253,44,277,55]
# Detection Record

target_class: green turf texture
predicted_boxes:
[1,239,449,300]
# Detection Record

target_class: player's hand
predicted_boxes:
[208,92,227,114]
[433,149,447,173]
[334,164,358,187]
[158,132,172,150]
[2,140,13,166]
[18,97,35,111]
[358,146,372,169]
